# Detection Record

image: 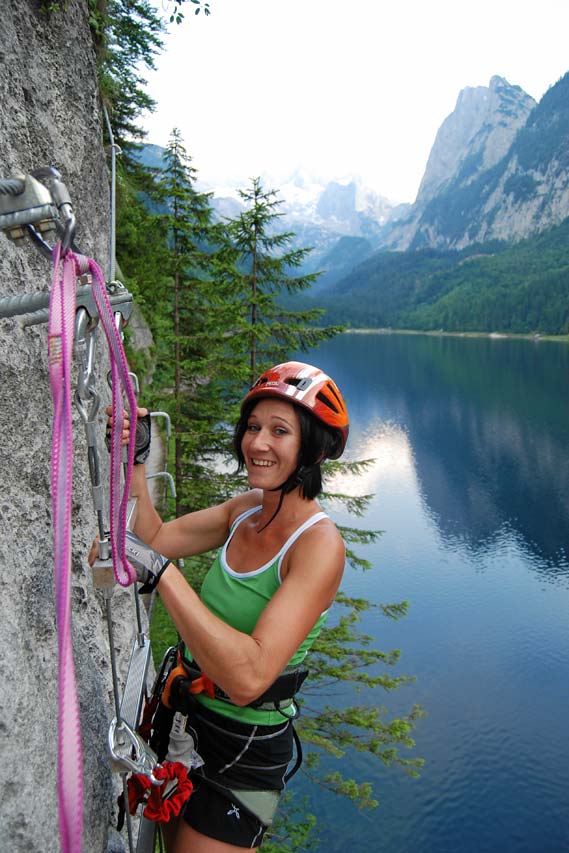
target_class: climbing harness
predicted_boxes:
[162,647,308,716]
[137,644,305,833]
[0,159,183,853]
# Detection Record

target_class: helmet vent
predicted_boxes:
[285,377,313,391]
[316,390,339,414]
[326,381,345,410]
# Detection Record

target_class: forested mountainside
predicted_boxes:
[309,218,569,334]
[301,73,569,333]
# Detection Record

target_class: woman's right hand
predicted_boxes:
[105,406,152,464]
[105,405,148,447]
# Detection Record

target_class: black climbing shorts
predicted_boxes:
[183,774,268,848]
[182,702,294,848]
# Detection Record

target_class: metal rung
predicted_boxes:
[120,634,152,729]
[136,817,157,853]
[146,470,176,498]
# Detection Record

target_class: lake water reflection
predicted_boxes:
[292,333,569,853]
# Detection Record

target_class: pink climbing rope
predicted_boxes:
[48,242,83,853]
[85,254,138,587]
[49,244,138,853]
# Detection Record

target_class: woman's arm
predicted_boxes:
[142,492,258,561]
[156,520,345,705]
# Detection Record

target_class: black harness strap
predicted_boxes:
[165,651,309,713]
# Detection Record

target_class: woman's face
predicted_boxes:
[241,398,301,490]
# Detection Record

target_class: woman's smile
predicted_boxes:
[242,398,301,487]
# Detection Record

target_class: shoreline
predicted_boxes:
[344,328,569,344]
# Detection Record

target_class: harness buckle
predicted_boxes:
[189,674,216,698]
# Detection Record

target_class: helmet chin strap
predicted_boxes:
[257,466,310,533]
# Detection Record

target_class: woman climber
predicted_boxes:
[107,361,349,852]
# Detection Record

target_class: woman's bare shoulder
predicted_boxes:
[227,489,263,526]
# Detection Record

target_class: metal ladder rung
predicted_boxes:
[120,634,152,729]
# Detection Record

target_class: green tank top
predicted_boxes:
[194,506,331,725]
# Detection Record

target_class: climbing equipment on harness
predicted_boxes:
[137,646,305,831]
[124,759,193,823]
[162,648,308,715]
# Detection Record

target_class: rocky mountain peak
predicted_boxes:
[416,76,535,205]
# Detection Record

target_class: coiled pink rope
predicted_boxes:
[49,244,138,853]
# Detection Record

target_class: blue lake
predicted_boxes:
[291,332,569,852]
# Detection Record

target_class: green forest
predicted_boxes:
[304,219,569,335]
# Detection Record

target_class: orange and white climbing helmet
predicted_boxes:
[243,361,349,458]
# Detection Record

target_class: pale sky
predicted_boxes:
[141,0,569,204]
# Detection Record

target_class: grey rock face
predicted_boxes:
[0,3,149,851]
[417,76,536,204]
[386,76,538,249]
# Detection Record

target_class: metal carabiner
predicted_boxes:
[74,308,99,419]
[108,717,161,784]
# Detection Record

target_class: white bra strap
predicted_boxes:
[229,505,262,535]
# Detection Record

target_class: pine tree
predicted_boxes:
[226,177,343,383]
[150,129,237,515]
[89,0,165,152]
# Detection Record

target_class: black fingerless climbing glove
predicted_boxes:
[133,413,151,464]
[105,412,152,464]
[124,530,171,593]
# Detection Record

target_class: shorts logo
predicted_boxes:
[227,803,241,820]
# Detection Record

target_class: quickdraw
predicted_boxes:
[109,716,194,831]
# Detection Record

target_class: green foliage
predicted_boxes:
[39,0,66,12]
[90,0,164,150]
[263,796,320,851]
[225,177,344,383]
[144,130,247,515]
[304,218,569,334]
[514,72,569,173]
[169,0,211,24]
[87,0,212,162]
